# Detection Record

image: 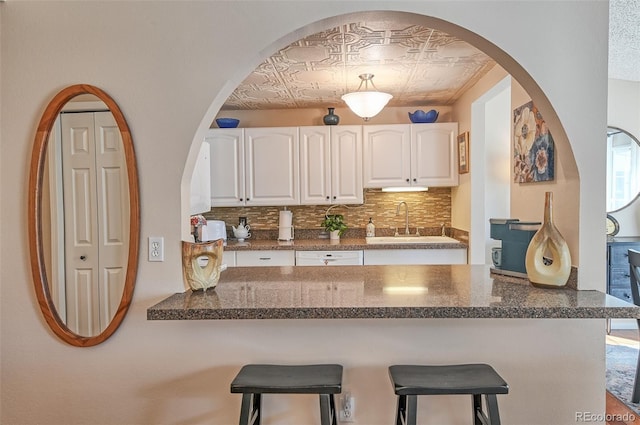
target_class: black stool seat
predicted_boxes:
[389,364,509,395]
[389,364,509,425]
[231,364,343,425]
[231,364,343,394]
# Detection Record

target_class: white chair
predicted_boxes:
[627,249,640,403]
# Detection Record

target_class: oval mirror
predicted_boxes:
[607,126,640,212]
[28,84,140,346]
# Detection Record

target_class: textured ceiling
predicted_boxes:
[222,6,638,111]
[222,19,495,111]
[609,0,640,82]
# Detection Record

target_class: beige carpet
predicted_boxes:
[607,335,640,416]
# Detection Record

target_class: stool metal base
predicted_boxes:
[231,364,342,425]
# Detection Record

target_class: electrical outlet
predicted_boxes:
[148,237,164,262]
[339,392,355,422]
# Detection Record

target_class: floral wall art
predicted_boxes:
[513,101,555,182]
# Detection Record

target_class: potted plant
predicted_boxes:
[321,214,348,240]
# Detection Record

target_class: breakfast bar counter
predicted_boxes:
[147,265,640,321]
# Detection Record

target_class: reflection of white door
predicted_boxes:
[60,111,129,336]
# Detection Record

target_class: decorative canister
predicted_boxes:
[525,192,571,288]
[181,239,226,291]
[323,108,340,125]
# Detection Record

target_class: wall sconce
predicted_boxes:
[341,74,392,121]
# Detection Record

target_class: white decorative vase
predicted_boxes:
[329,230,341,241]
[525,192,572,288]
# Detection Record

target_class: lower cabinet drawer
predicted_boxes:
[236,250,295,267]
[610,245,633,266]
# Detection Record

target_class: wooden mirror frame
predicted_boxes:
[28,84,140,346]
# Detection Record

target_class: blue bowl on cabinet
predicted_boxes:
[215,118,240,128]
[408,109,439,123]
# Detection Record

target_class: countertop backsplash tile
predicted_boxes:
[204,187,452,233]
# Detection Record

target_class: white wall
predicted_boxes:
[1,2,610,423]
[608,78,640,236]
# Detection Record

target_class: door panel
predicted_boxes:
[60,111,127,336]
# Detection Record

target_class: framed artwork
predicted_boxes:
[458,131,469,174]
[513,101,555,182]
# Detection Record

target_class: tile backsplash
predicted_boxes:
[204,188,451,234]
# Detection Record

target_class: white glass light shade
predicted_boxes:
[341,91,393,120]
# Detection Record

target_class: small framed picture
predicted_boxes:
[458,131,469,174]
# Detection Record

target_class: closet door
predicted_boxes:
[60,111,127,336]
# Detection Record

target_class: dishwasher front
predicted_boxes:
[295,250,363,266]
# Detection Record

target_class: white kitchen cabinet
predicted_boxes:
[235,250,295,267]
[206,129,245,207]
[299,126,363,205]
[363,249,467,265]
[207,127,299,206]
[222,250,236,267]
[411,123,459,186]
[295,250,363,266]
[363,124,411,188]
[244,127,299,206]
[190,141,211,214]
[363,123,459,188]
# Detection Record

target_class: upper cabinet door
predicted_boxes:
[411,123,459,186]
[299,125,363,205]
[299,126,331,205]
[363,125,411,188]
[331,126,363,204]
[245,127,299,206]
[208,129,245,207]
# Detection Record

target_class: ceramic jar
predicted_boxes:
[323,108,340,125]
[525,192,572,287]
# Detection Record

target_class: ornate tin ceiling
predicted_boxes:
[221,4,638,111]
[221,20,496,111]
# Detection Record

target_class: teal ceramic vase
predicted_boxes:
[323,108,339,125]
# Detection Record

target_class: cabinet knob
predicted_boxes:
[246,198,250,201]
[80,255,86,261]
[326,196,330,200]
[413,178,417,182]
[332,196,336,200]
[239,198,243,201]
[406,178,410,183]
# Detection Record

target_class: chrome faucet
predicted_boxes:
[396,201,410,235]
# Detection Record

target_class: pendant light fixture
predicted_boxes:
[341,73,393,121]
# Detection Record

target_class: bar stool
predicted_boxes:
[388,364,509,425]
[230,364,343,425]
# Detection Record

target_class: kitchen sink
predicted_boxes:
[365,236,461,244]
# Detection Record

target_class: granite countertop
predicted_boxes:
[147,265,640,320]
[224,237,467,251]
